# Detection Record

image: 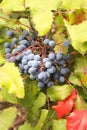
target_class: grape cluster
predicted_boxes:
[4,30,70,88]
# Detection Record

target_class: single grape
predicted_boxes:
[27,53,34,60]
[43,39,50,45]
[46,71,50,78]
[22,59,27,65]
[32,60,40,68]
[30,74,36,80]
[24,65,29,70]
[34,55,41,61]
[45,61,52,68]
[47,81,54,87]
[23,30,29,36]
[28,67,37,74]
[5,48,11,53]
[19,40,29,46]
[38,71,46,81]
[59,76,65,83]
[28,60,33,67]
[48,52,55,60]
[43,79,49,84]
[49,40,55,48]
[38,81,45,88]
[12,38,18,43]
[54,72,59,79]
[47,66,56,73]
[60,68,68,75]
[43,58,50,63]
[19,35,25,41]
[7,30,14,37]
[17,45,26,52]
[64,39,70,47]
[4,42,11,48]
[26,49,32,55]
[58,60,66,65]
[56,52,63,61]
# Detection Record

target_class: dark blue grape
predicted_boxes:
[45,61,52,68]
[7,30,14,37]
[49,40,55,48]
[54,72,59,79]
[38,71,46,81]
[43,58,50,63]
[59,76,65,83]
[28,60,33,67]
[28,67,37,74]
[22,59,27,65]
[17,45,26,52]
[43,39,49,45]
[38,81,45,87]
[34,55,41,61]
[19,40,29,46]
[24,65,29,70]
[56,52,63,61]
[30,74,36,79]
[60,68,68,75]
[19,35,25,41]
[27,53,34,60]
[23,30,29,36]
[47,66,56,73]
[12,38,18,43]
[58,59,66,65]
[64,39,70,47]
[4,42,10,48]
[48,52,55,60]
[47,81,54,87]
[32,60,40,68]
[26,49,32,55]
[5,48,11,53]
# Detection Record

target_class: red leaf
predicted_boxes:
[52,89,77,119]
[66,110,87,130]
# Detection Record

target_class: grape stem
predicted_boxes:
[0,16,30,29]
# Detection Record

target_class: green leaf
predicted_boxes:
[62,0,86,9]
[0,87,17,103]
[52,119,66,130]
[64,20,87,54]
[0,0,24,13]
[0,43,5,65]
[18,78,41,122]
[26,0,60,36]
[74,57,87,87]
[48,85,73,101]
[0,107,17,130]
[35,109,48,130]
[75,95,87,110]
[69,73,82,86]
[31,92,46,121]
[19,18,30,30]
[0,62,25,98]
[18,122,35,130]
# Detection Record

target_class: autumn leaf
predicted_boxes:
[52,89,77,119]
[66,110,87,130]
